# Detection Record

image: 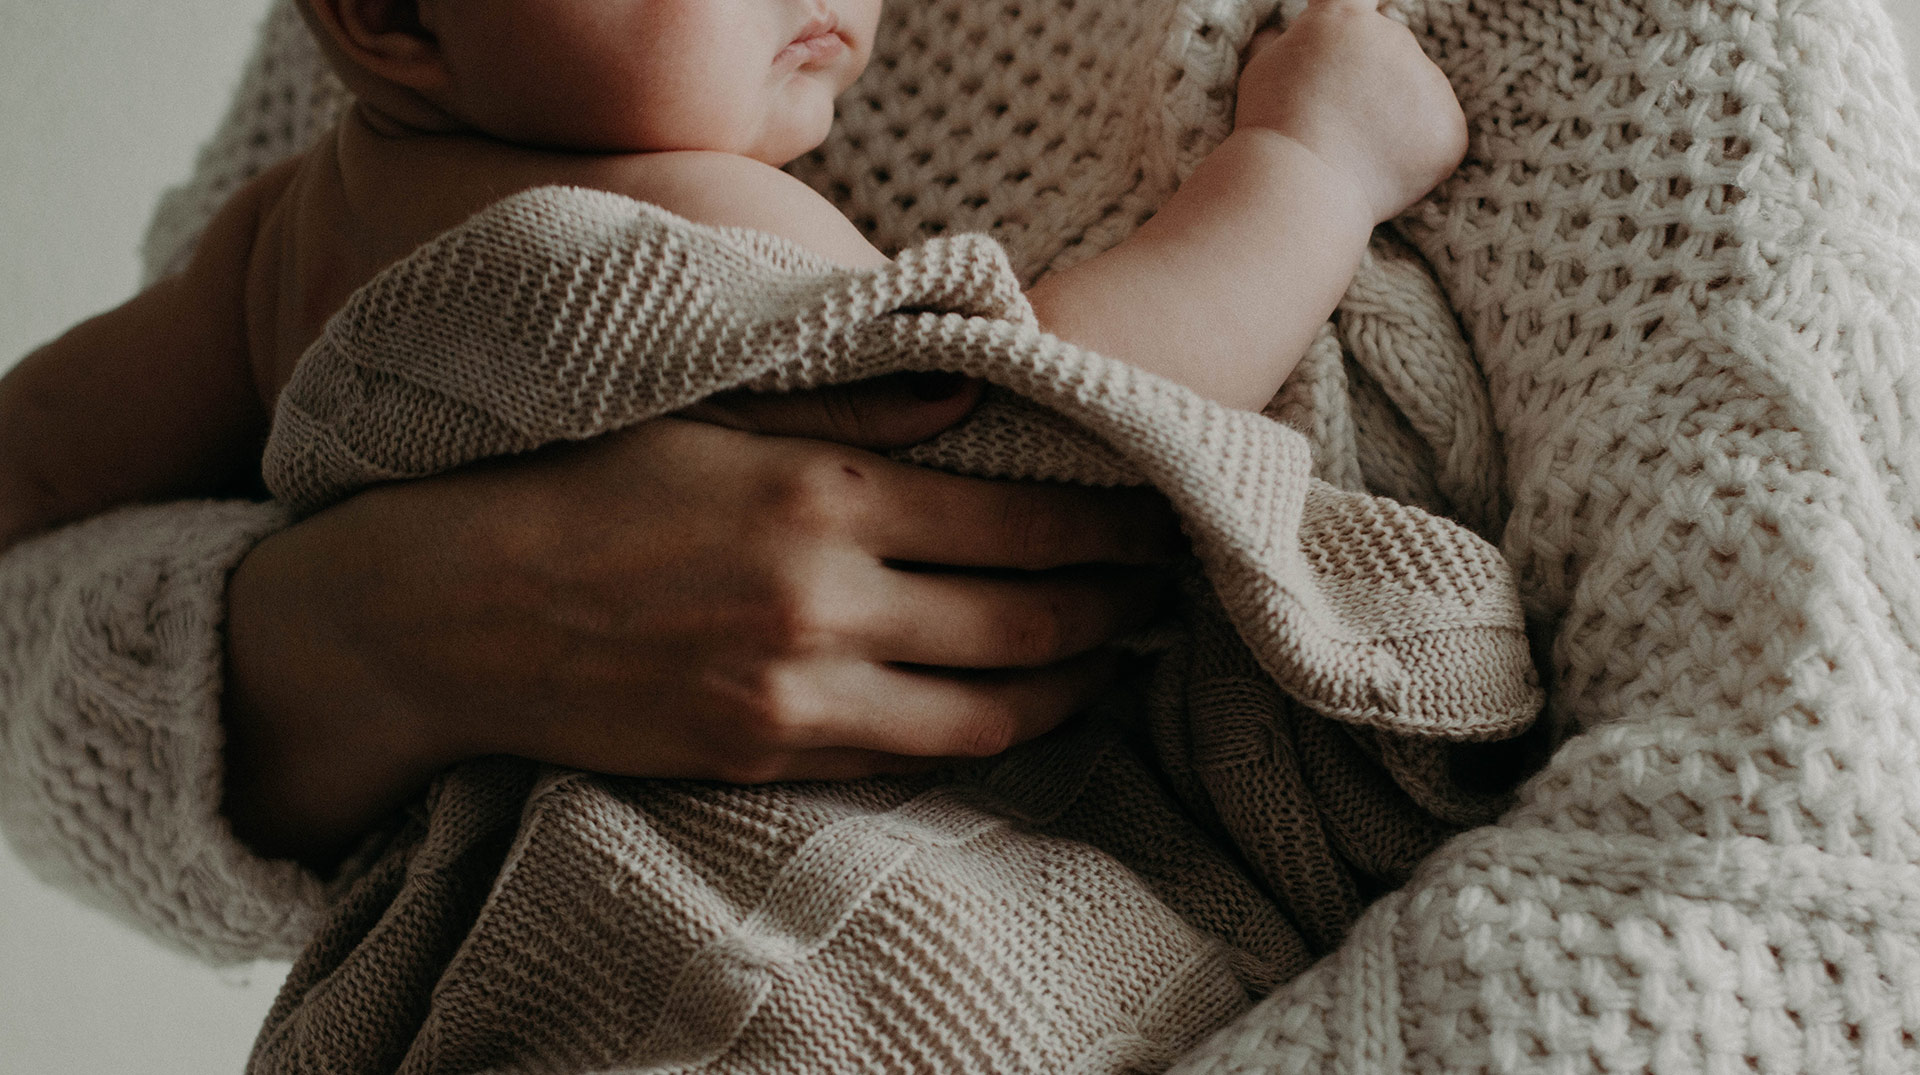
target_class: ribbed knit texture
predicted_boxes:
[2,0,1917,1069]
[243,183,1537,1071]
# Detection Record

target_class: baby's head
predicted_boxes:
[296,0,881,165]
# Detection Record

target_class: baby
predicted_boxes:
[0,0,1465,551]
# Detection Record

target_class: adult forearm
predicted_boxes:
[1027,128,1375,411]
[0,269,268,554]
[217,405,1179,867]
[221,495,469,868]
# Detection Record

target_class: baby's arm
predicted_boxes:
[564,0,1465,420]
[1028,0,1467,411]
[0,172,279,550]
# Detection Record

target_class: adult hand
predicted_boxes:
[223,374,1180,864]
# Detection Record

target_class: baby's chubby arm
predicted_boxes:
[622,5,1467,418]
[0,170,282,551]
[1027,0,1468,411]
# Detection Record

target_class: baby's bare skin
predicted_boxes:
[240,110,892,404]
[0,0,1468,856]
[0,0,1463,554]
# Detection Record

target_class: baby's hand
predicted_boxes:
[1234,0,1468,224]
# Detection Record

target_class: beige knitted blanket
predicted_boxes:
[5,0,1920,1069]
[248,171,1542,1073]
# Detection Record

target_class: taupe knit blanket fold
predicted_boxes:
[250,192,1541,1073]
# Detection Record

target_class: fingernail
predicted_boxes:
[906,371,969,401]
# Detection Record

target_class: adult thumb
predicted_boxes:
[676,372,984,450]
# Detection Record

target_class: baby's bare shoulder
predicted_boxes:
[575,150,888,268]
[191,153,304,280]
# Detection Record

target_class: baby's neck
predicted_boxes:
[347,95,471,143]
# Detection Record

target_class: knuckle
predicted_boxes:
[755,574,840,656]
[727,665,819,748]
[816,386,876,443]
[762,456,865,538]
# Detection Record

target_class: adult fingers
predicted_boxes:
[684,384,1184,570]
[865,564,1169,668]
[849,463,1184,568]
[764,650,1125,760]
[678,372,984,450]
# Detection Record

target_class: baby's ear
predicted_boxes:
[303,0,449,92]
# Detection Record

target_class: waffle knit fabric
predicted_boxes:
[238,179,1538,1070]
[0,0,1917,1069]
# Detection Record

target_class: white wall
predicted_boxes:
[0,1,1917,1073]
[0,5,290,1073]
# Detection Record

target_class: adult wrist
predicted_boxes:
[221,510,456,868]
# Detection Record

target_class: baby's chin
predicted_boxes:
[744,105,838,168]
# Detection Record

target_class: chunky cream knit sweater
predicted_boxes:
[5,0,1920,1070]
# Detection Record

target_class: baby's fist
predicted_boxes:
[1235,0,1468,223]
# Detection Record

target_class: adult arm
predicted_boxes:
[225,378,1179,867]
[1,376,1176,954]
[0,161,295,552]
